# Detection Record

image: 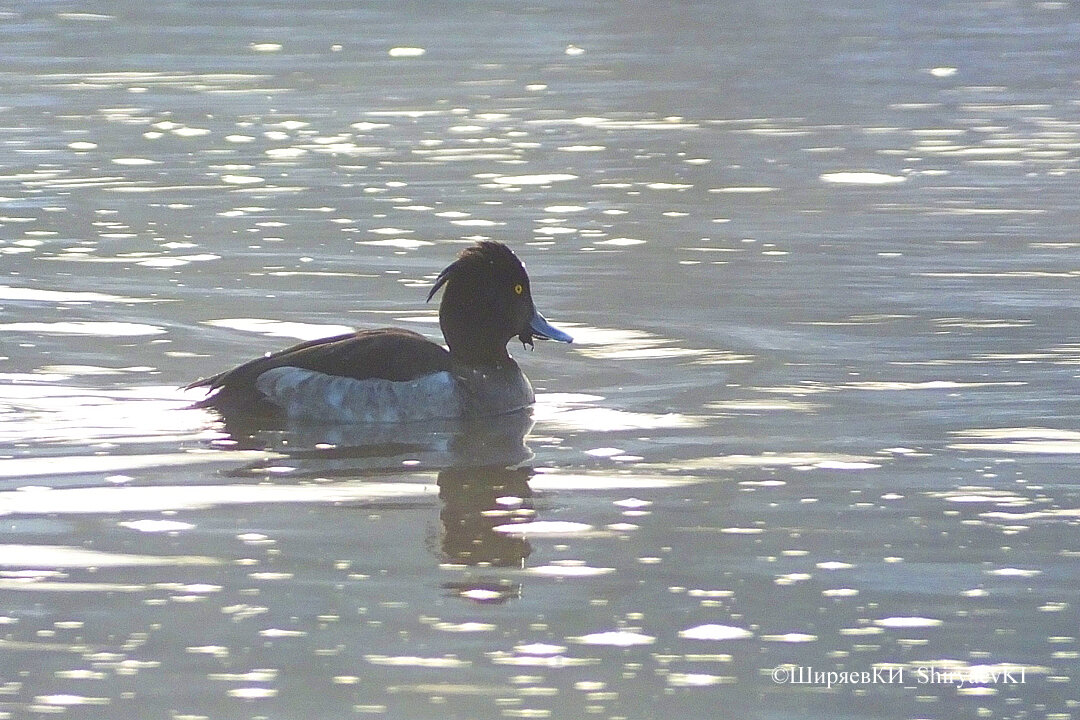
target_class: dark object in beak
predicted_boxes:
[520,309,573,349]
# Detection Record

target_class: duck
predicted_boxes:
[186,241,573,423]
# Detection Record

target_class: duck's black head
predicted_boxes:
[427,241,572,366]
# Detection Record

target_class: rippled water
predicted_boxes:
[2,2,1080,718]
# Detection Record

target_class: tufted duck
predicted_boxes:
[186,241,572,423]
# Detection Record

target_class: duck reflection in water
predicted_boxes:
[438,464,534,568]
[210,407,540,575]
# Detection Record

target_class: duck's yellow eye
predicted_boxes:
[514,283,524,295]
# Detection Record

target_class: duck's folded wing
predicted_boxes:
[187,328,451,412]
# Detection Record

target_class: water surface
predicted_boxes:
[2,2,1080,718]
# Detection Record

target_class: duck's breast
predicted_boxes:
[453,363,536,417]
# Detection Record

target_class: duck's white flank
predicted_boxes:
[256,366,462,423]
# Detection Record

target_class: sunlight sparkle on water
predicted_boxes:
[760,633,818,643]
[0,452,259,480]
[365,655,471,668]
[33,695,110,707]
[0,322,165,336]
[227,688,278,699]
[572,631,656,647]
[492,521,593,536]
[528,564,616,577]
[203,318,354,340]
[646,452,882,471]
[118,519,196,533]
[874,616,944,628]
[678,624,754,641]
[534,381,703,431]
[594,238,646,246]
[667,673,730,687]
[356,238,434,250]
[515,643,567,655]
[987,568,1042,578]
[0,544,217,568]
[0,285,157,304]
[490,173,578,186]
[949,427,1080,454]
[527,473,705,491]
[819,171,906,185]
[0,481,436,515]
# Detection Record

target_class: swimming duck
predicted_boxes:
[187,241,573,422]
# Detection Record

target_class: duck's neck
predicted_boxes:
[440,305,514,367]
[447,341,513,368]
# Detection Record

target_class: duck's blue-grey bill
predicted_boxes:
[530,310,573,343]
